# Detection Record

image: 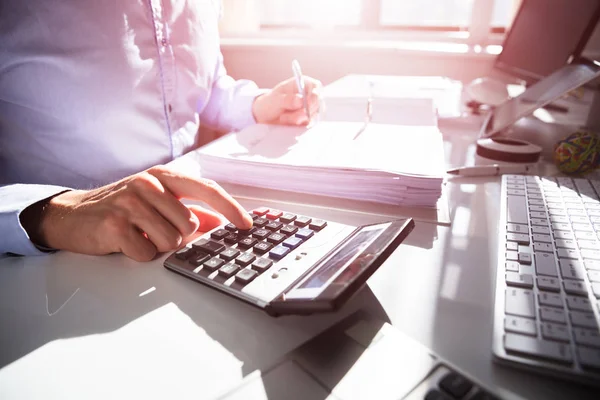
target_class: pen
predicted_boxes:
[292,59,310,121]
[447,164,536,177]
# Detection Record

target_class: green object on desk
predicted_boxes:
[553,130,600,175]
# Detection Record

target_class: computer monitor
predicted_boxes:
[495,0,600,85]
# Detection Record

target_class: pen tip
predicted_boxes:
[446,170,458,175]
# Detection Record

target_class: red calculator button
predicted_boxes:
[252,207,269,216]
[266,209,283,220]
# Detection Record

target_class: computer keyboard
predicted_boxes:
[494,175,600,385]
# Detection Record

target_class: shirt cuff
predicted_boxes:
[231,87,269,131]
[0,184,71,256]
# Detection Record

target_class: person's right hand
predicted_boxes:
[21,165,253,262]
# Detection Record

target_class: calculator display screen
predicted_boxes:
[294,224,387,294]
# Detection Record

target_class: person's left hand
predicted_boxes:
[252,76,322,125]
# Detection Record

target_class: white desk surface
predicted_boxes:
[0,96,598,399]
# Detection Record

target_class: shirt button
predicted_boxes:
[161,38,168,47]
[168,104,173,113]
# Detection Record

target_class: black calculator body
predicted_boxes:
[164,207,414,316]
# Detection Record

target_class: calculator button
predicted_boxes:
[267,232,286,245]
[309,219,327,231]
[252,257,273,272]
[438,372,473,399]
[235,268,258,284]
[296,228,314,240]
[218,263,240,278]
[266,209,283,220]
[236,252,257,267]
[238,226,257,236]
[270,245,291,260]
[193,240,225,255]
[238,237,258,249]
[294,216,312,227]
[224,233,243,245]
[210,229,229,240]
[189,251,211,267]
[283,236,303,249]
[254,241,274,254]
[253,218,269,228]
[253,229,271,240]
[252,207,269,216]
[280,213,297,223]
[175,247,195,260]
[224,223,237,232]
[220,247,241,261]
[203,257,225,272]
[280,224,299,235]
[265,221,283,231]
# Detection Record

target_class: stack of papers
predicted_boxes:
[194,121,445,208]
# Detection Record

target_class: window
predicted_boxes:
[240,0,519,37]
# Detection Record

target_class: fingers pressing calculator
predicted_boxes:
[164,207,414,316]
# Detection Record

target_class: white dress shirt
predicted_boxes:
[0,0,262,255]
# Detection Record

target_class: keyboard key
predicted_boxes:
[506,261,520,272]
[252,229,271,240]
[506,272,533,288]
[557,248,579,259]
[577,347,600,369]
[505,288,535,318]
[508,189,526,196]
[574,328,600,348]
[506,233,529,245]
[541,322,570,343]
[294,216,312,227]
[220,247,241,262]
[591,271,600,282]
[540,307,566,324]
[582,249,600,260]
[549,215,569,224]
[570,311,598,329]
[537,277,560,292]
[210,229,229,240]
[238,237,258,249]
[535,252,558,276]
[585,260,600,271]
[555,239,577,249]
[267,232,286,245]
[532,225,550,234]
[224,233,243,245]
[189,251,213,268]
[235,252,256,267]
[280,224,299,235]
[425,390,452,400]
[504,333,573,364]
[202,257,225,272]
[309,219,327,231]
[253,217,268,228]
[530,211,547,219]
[279,213,297,223]
[564,280,588,296]
[551,222,571,231]
[296,228,315,240]
[251,257,273,273]
[193,240,225,255]
[579,240,600,250]
[572,223,593,232]
[235,268,258,284]
[506,251,519,261]
[554,231,574,240]
[594,283,600,299]
[518,253,532,265]
[559,259,586,281]
[530,218,548,226]
[252,207,269,216]
[283,236,303,249]
[533,243,553,252]
[265,221,283,231]
[532,234,552,243]
[218,263,240,278]
[505,316,537,336]
[270,245,291,260]
[576,231,597,241]
[253,241,274,254]
[507,223,528,234]
[265,209,282,220]
[567,295,593,312]
[538,292,563,308]
[438,372,473,399]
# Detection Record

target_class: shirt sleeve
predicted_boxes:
[199,52,268,133]
[0,184,70,256]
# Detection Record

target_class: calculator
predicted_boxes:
[164,207,415,316]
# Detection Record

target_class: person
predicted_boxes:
[0,0,321,261]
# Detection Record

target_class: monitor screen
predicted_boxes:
[495,0,600,83]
